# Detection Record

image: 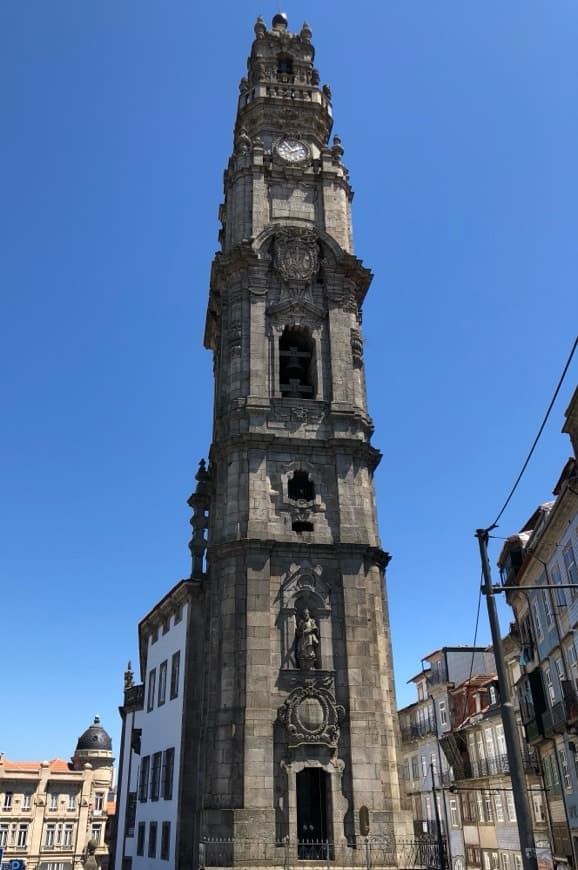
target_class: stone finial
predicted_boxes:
[238,76,249,94]
[331,135,344,160]
[300,21,312,43]
[194,458,210,495]
[234,127,251,155]
[311,68,320,86]
[188,459,211,578]
[322,83,332,101]
[254,16,266,38]
[124,661,134,691]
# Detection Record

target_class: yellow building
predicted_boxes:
[0,716,114,870]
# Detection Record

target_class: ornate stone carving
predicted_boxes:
[350,327,363,367]
[278,679,344,749]
[273,228,318,283]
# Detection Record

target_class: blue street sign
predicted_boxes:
[1,860,25,870]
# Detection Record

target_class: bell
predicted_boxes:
[285,349,304,379]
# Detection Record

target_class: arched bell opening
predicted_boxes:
[279,327,316,399]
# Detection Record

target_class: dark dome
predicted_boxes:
[75,716,112,753]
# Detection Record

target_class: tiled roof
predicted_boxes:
[1,759,71,772]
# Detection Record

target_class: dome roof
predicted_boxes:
[75,716,112,753]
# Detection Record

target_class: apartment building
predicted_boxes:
[0,717,114,870]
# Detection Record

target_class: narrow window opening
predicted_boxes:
[293,520,314,533]
[288,471,315,502]
[277,55,294,80]
[279,327,315,399]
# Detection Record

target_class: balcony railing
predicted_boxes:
[542,699,569,737]
[400,719,437,743]
[462,753,537,779]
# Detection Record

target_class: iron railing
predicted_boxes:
[199,836,446,869]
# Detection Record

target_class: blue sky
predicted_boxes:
[1,1,577,762]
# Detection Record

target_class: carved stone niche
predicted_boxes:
[276,561,333,672]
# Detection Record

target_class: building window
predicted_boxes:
[67,793,76,811]
[170,651,180,700]
[158,660,168,707]
[402,759,410,781]
[501,855,510,870]
[494,793,504,823]
[139,755,150,802]
[91,824,101,844]
[489,685,497,705]
[439,700,448,726]
[483,791,494,823]
[94,792,104,814]
[162,747,175,800]
[559,749,572,790]
[147,667,156,712]
[555,656,565,686]
[148,821,158,858]
[49,792,58,811]
[3,792,13,810]
[532,600,543,638]
[411,757,419,780]
[532,792,545,822]
[476,791,485,823]
[279,326,315,399]
[0,825,8,848]
[514,855,522,870]
[45,823,56,847]
[450,799,459,827]
[162,618,170,636]
[63,824,73,847]
[16,824,28,848]
[150,751,162,801]
[466,846,481,867]
[563,544,578,588]
[420,755,427,778]
[21,793,31,811]
[161,821,171,861]
[174,606,182,625]
[552,563,567,606]
[545,667,555,705]
[506,792,516,822]
[542,590,554,627]
[137,822,146,856]
[125,792,137,837]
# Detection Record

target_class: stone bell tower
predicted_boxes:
[192,13,408,860]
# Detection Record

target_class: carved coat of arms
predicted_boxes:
[273,229,319,283]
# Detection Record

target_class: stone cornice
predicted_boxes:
[205,537,391,568]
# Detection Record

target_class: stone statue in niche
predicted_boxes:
[296,608,319,669]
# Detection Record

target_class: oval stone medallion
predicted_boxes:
[297,696,325,732]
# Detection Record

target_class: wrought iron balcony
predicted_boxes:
[400,719,437,743]
[462,753,537,779]
[542,701,568,737]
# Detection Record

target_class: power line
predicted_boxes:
[489,335,578,530]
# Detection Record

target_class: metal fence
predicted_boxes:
[199,837,445,869]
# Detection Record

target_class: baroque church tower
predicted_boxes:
[114,15,410,870]
[193,12,408,856]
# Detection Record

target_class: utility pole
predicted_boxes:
[431,762,447,870]
[476,528,538,870]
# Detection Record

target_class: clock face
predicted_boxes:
[277,138,309,163]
